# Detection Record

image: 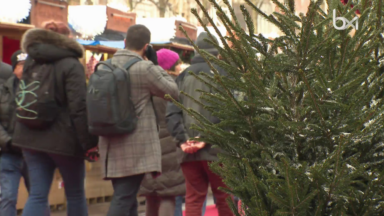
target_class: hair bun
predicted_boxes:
[43,21,70,36]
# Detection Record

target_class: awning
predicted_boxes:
[77,39,124,49]
[77,39,194,53]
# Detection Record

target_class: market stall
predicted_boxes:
[0,22,33,64]
[76,17,197,80]
[68,5,137,78]
[135,17,196,63]
[0,0,68,64]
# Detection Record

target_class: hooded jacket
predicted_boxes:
[166,32,227,163]
[12,28,98,157]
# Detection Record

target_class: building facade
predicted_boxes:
[67,0,328,35]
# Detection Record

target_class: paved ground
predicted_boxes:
[50,195,215,216]
[51,203,116,216]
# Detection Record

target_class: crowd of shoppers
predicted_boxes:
[0,20,235,216]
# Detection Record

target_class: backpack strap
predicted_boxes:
[94,59,114,72]
[123,58,142,70]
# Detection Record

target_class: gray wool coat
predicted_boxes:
[98,49,179,179]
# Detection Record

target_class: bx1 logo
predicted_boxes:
[333,9,358,30]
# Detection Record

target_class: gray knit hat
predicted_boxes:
[195,32,219,56]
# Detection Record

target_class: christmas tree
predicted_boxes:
[170,0,384,215]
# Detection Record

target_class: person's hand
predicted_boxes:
[187,140,206,153]
[191,141,206,150]
[180,142,196,154]
[85,147,99,162]
[180,138,206,154]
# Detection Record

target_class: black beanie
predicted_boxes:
[195,32,219,56]
[10,50,28,70]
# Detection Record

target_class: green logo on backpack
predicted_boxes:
[15,64,60,129]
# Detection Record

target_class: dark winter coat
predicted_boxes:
[0,61,12,84]
[139,75,185,197]
[0,76,22,155]
[166,55,227,163]
[12,28,98,157]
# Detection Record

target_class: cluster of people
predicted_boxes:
[0,20,235,216]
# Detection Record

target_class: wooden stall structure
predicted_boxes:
[0,22,33,63]
[106,6,136,33]
[170,20,197,63]
[175,20,198,42]
[31,0,68,28]
[0,0,68,64]
[80,6,137,79]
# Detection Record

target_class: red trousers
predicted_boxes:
[181,161,234,216]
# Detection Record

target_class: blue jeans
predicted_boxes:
[0,153,29,216]
[22,149,87,216]
[174,195,207,216]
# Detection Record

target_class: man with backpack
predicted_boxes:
[88,24,179,216]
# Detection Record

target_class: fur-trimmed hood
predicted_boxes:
[21,28,84,60]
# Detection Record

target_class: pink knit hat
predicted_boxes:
[156,49,180,70]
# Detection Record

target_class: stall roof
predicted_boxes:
[77,39,194,53]
[0,22,34,39]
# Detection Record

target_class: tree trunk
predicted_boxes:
[158,0,168,17]
[201,0,210,25]
[98,0,108,5]
[84,0,93,5]
[68,0,81,5]
[159,8,166,17]
[129,0,134,11]
[252,1,262,34]
[252,8,258,33]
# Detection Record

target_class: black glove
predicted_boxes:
[146,45,158,65]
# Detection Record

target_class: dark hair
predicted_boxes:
[125,24,151,50]
[43,21,70,36]
[169,58,182,71]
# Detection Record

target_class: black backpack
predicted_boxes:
[86,58,141,136]
[15,60,60,129]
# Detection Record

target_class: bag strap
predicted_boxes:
[94,59,114,72]
[123,58,142,70]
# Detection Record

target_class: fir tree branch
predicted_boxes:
[299,69,333,148]
[240,5,254,36]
